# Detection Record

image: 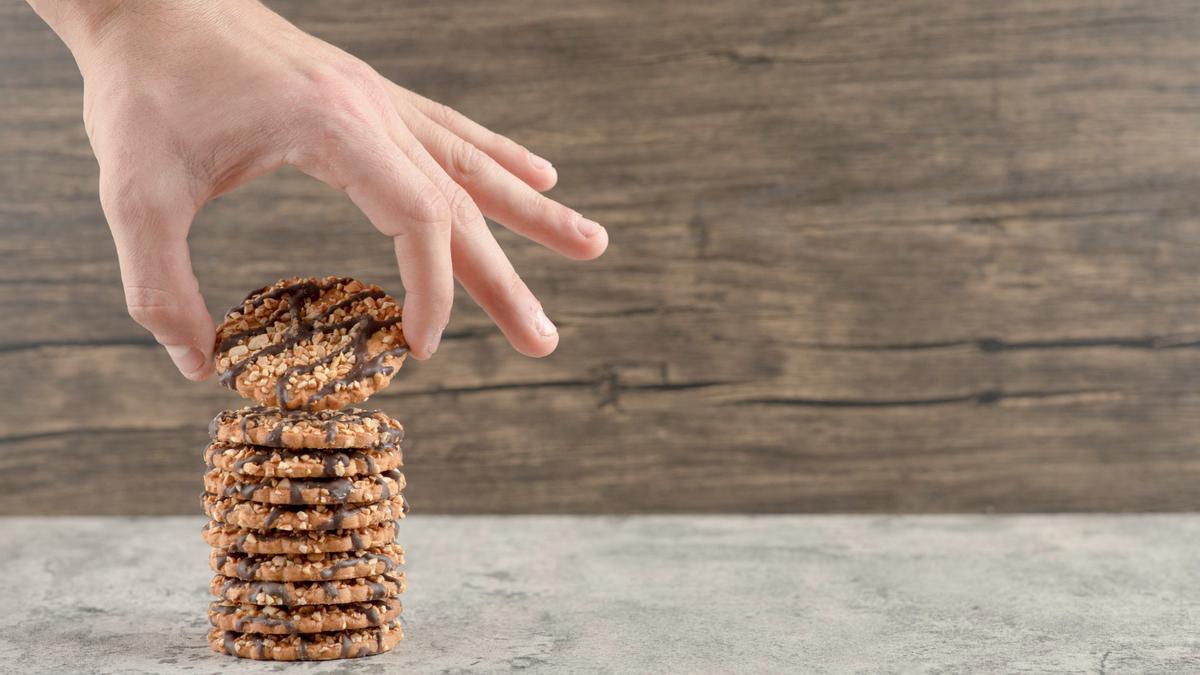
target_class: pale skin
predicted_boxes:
[26,0,608,379]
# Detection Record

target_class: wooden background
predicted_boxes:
[4,1,1200,514]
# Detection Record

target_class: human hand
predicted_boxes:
[29,0,608,380]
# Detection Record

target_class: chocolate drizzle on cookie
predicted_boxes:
[209,600,398,636]
[210,445,390,477]
[208,407,405,449]
[272,313,407,409]
[212,546,402,581]
[215,277,409,410]
[203,521,397,555]
[204,493,407,531]
[214,620,401,661]
[215,574,404,605]
[206,468,405,505]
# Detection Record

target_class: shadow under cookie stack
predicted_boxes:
[201,277,412,661]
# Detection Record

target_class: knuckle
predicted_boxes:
[484,129,520,156]
[301,71,380,134]
[293,127,371,185]
[289,133,341,179]
[303,65,353,105]
[482,128,506,151]
[408,184,452,229]
[445,186,479,226]
[448,141,488,180]
[526,190,564,224]
[481,266,526,309]
[313,101,371,139]
[339,57,380,86]
[499,267,526,305]
[124,285,184,330]
[470,258,523,306]
[99,174,165,226]
[310,137,357,181]
[429,103,460,128]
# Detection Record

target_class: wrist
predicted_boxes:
[29,0,270,64]
[26,0,125,56]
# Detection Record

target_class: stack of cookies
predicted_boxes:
[201,277,412,661]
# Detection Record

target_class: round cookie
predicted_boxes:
[212,572,407,605]
[209,406,404,449]
[205,442,403,479]
[203,521,398,555]
[209,599,401,634]
[204,469,406,505]
[204,494,408,532]
[209,619,403,661]
[215,277,408,410]
[211,544,405,582]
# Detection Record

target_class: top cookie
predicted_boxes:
[215,277,408,410]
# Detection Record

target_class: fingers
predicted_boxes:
[450,216,560,357]
[389,226,453,360]
[288,129,454,360]
[381,118,487,360]
[386,113,561,357]
[400,107,609,261]
[332,143,454,361]
[285,88,580,361]
[101,176,215,381]
[400,90,559,192]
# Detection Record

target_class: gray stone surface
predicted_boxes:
[0,515,1198,673]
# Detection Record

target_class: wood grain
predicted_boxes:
[4,1,1200,513]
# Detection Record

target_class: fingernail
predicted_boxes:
[534,309,557,337]
[576,216,601,238]
[528,152,553,170]
[164,344,206,378]
[427,330,443,356]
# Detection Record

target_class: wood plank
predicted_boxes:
[4,0,1200,512]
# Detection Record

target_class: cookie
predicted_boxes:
[209,406,404,449]
[214,277,408,410]
[209,599,402,634]
[204,494,408,531]
[211,572,407,605]
[203,521,398,555]
[209,619,403,661]
[211,544,404,582]
[205,442,404,479]
[204,469,406,505]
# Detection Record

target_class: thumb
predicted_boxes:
[101,177,215,381]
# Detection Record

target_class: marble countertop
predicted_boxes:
[1,515,1196,673]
